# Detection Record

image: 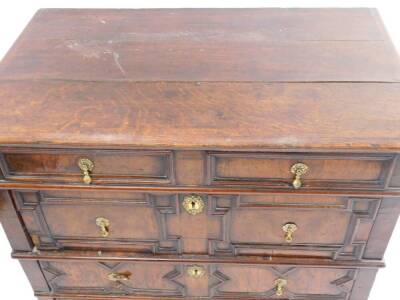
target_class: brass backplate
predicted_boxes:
[182,195,205,215]
[187,265,206,278]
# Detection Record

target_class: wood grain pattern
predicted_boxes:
[0,149,174,185]
[9,189,397,262]
[13,190,180,253]
[0,8,399,82]
[0,191,50,292]
[208,152,395,189]
[35,260,361,299]
[0,82,400,150]
[1,149,399,192]
[0,8,399,300]
[0,8,399,150]
[12,249,385,268]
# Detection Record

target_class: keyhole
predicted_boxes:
[183,195,204,215]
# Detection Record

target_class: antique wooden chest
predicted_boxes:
[0,8,399,300]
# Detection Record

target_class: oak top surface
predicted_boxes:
[1,8,399,82]
[0,8,399,150]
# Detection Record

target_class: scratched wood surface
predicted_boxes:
[0,81,399,150]
[0,8,399,150]
[0,8,399,82]
[1,9,399,300]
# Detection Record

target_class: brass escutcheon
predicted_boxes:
[182,195,205,215]
[187,265,206,278]
[275,278,287,296]
[282,222,298,243]
[78,158,94,184]
[107,272,131,282]
[96,217,110,237]
[290,163,309,189]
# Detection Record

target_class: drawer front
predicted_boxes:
[38,260,360,299]
[207,152,394,189]
[215,194,380,260]
[14,190,382,260]
[14,190,179,253]
[0,149,174,185]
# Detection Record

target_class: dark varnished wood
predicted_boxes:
[33,260,365,299]
[0,191,49,292]
[1,149,398,191]
[4,181,400,196]
[207,152,395,189]
[13,250,385,268]
[13,251,382,300]
[11,189,397,261]
[0,148,174,185]
[0,8,399,300]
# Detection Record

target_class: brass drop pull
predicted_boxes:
[275,278,287,296]
[282,222,298,243]
[187,265,206,278]
[107,272,131,282]
[96,217,110,237]
[290,162,309,189]
[182,195,205,215]
[78,158,94,184]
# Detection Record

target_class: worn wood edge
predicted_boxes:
[1,144,400,153]
[19,260,50,292]
[12,250,385,269]
[33,291,233,299]
[364,197,400,259]
[0,191,31,249]
[2,78,400,83]
[349,268,378,300]
[1,142,400,153]
[0,191,50,292]
[1,181,400,197]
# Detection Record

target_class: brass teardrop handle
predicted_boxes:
[290,163,309,189]
[275,278,287,296]
[187,265,206,278]
[78,158,94,184]
[107,271,131,282]
[183,195,205,215]
[282,222,298,243]
[96,217,110,237]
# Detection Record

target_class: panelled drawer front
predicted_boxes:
[207,152,395,189]
[0,149,174,185]
[13,190,178,253]
[39,260,359,299]
[15,190,381,260]
[220,194,380,260]
[1,149,397,190]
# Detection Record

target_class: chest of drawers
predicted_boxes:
[1,8,400,300]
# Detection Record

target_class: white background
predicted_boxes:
[0,1,399,299]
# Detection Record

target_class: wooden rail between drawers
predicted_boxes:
[12,250,385,269]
